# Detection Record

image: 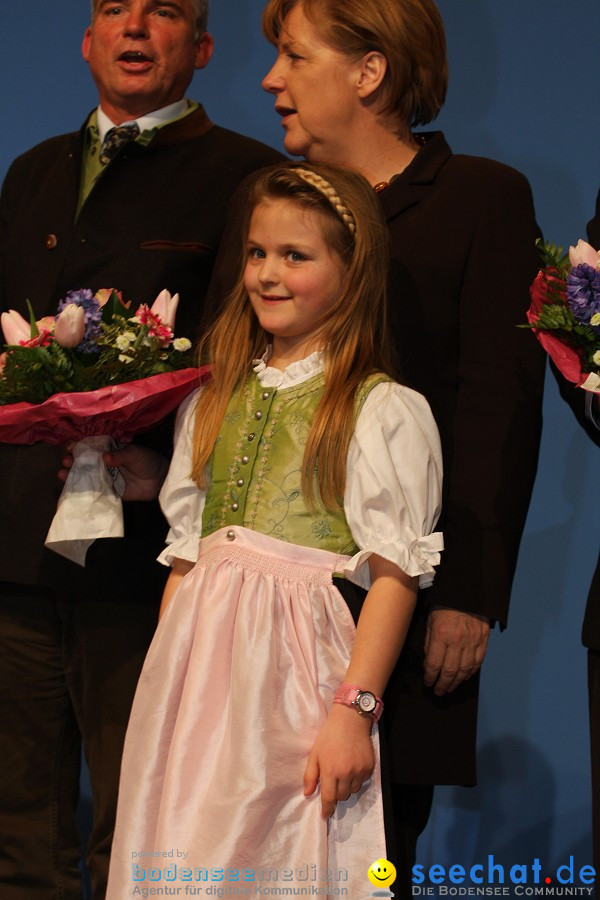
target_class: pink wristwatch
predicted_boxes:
[333,683,384,723]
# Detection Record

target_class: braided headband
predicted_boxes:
[291,167,357,237]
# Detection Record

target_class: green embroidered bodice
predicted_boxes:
[202,371,388,554]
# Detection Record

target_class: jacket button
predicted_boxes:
[45,234,58,250]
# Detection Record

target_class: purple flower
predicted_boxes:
[56,289,102,352]
[567,263,600,333]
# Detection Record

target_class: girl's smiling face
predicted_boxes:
[244,198,345,367]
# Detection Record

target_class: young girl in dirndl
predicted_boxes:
[106,163,443,898]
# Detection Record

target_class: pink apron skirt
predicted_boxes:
[107,526,386,897]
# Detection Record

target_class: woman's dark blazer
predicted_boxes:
[378,132,545,784]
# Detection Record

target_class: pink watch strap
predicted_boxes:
[333,683,384,722]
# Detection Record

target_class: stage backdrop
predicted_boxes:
[1,0,598,893]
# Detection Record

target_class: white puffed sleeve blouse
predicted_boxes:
[158,351,443,589]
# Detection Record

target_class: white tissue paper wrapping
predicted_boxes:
[45,436,126,566]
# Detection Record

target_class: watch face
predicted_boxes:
[357,692,377,714]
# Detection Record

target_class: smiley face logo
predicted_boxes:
[368,858,397,888]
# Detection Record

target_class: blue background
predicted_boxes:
[1,0,598,891]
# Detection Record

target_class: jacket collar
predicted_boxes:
[78,102,213,153]
[377,131,452,221]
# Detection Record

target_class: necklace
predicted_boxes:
[371,134,426,192]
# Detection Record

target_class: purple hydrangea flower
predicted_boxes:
[567,263,600,334]
[56,289,102,352]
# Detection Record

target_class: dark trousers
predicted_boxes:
[389,783,434,898]
[0,588,158,900]
[588,649,600,896]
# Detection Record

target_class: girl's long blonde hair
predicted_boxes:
[192,162,398,510]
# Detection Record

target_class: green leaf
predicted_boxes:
[536,239,570,275]
[101,290,131,325]
[25,299,39,338]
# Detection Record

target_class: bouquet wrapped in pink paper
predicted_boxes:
[525,239,600,393]
[0,288,208,565]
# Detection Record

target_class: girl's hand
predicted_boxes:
[304,703,375,819]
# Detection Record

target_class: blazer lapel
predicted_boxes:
[378,131,452,223]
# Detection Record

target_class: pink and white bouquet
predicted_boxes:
[0,288,195,403]
[525,239,600,393]
[0,288,208,565]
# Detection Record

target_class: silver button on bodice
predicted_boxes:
[231,502,239,512]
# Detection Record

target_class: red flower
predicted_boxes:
[527,270,583,386]
[21,329,54,348]
[134,304,174,346]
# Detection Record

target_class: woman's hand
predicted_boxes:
[304,703,374,819]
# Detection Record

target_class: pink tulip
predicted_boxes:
[568,239,600,269]
[150,289,179,328]
[1,309,31,345]
[55,304,86,348]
